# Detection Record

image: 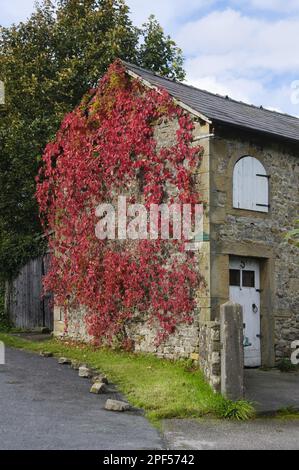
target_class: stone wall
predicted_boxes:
[198,321,221,392]
[210,127,299,364]
[55,304,201,361]
[275,315,299,360]
[124,315,200,361]
[54,113,211,366]
[54,304,93,343]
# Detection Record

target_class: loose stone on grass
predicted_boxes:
[90,382,108,395]
[71,360,81,370]
[92,374,109,385]
[58,357,71,365]
[105,399,131,412]
[40,351,53,358]
[79,365,92,378]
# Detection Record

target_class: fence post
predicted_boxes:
[220,301,244,400]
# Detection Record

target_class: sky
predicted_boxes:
[1,0,299,115]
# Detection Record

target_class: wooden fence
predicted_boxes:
[5,255,53,330]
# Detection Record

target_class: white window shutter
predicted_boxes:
[233,156,269,213]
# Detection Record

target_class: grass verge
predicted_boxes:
[0,332,255,425]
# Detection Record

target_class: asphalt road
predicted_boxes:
[0,348,163,450]
[163,418,299,450]
[2,347,299,451]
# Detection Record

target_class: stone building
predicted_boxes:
[54,62,299,391]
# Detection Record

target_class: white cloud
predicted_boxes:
[186,73,294,114]
[126,0,214,27]
[174,8,299,113]
[1,1,299,115]
[237,0,299,12]
[186,75,264,103]
[177,9,299,73]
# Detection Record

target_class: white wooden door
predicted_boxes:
[229,257,261,368]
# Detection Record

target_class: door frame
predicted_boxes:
[211,241,275,368]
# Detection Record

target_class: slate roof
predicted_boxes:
[123,61,299,144]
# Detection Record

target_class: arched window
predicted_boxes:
[233,156,269,213]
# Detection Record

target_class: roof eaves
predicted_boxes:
[213,118,299,145]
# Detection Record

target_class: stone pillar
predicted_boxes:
[220,301,244,400]
[53,305,65,337]
[0,341,5,365]
[198,321,221,392]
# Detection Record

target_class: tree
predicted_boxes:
[138,15,185,81]
[0,0,185,282]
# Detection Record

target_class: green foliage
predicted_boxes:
[216,398,256,421]
[0,333,255,423]
[0,314,12,333]
[138,15,185,81]
[277,358,297,373]
[0,0,185,282]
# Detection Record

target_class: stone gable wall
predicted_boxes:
[54,115,212,366]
